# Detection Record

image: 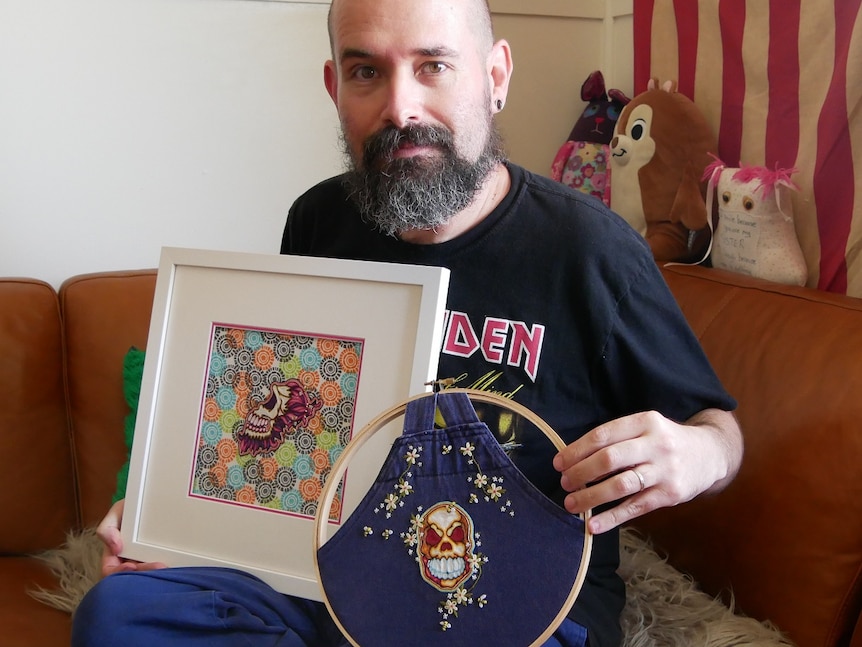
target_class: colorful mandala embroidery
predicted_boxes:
[190,324,363,522]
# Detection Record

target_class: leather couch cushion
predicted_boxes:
[636,265,862,647]
[60,270,156,528]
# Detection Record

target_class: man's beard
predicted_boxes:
[341,121,505,237]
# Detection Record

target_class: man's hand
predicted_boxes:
[97,499,167,578]
[553,408,742,534]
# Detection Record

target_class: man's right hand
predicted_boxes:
[97,499,167,578]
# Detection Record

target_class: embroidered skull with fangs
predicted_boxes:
[418,502,475,591]
[237,379,322,455]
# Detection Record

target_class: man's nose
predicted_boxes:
[381,70,423,129]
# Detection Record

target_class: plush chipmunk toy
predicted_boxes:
[610,79,716,262]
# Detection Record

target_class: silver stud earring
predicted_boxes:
[496,99,504,111]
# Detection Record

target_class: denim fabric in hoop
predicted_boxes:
[317,392,588,647]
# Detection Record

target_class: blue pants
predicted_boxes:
[72,567,588,647]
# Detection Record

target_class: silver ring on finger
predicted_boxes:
[631,467,646,493]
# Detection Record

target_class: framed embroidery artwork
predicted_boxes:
[121,247,450,601]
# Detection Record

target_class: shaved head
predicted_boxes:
[327,0,495,58]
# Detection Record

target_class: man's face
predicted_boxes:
[324,0,505,235]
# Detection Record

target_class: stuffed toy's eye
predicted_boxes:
[722,192,731,204]
[582,104,600,118]
[743,196,755,210]
[630,118,647,140]
[607,105,621,120]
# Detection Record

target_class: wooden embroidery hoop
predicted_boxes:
[313,388,593,647]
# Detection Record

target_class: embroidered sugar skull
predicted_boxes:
[418,502,475,591]
[237,379,322,455]
[358,437,517,632]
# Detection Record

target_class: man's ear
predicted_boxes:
[488,39,514,108]
[324,59,338,105]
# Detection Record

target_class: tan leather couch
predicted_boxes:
[1,265,861,647]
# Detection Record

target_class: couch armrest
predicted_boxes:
[0,279,76,552]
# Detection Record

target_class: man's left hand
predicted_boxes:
[553,408,742,534]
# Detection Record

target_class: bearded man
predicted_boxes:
[74,1,742,646]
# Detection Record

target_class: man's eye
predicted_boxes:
[422,61,447,74]
[354,66,377,80]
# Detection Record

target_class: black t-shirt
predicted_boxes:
[281,162,736,647]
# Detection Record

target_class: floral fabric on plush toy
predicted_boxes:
[551,70,629,206]
[704,158,808,286]
[552,141,611,204]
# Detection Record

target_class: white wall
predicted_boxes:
[492,1,633,174]
[0,0,633,287]
[1,0,341,287]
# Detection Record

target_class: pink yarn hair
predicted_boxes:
[702,154,725,186]
[732,165,799,197]
[702,154,798,196]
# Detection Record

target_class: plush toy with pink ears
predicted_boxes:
[703,157,808,286]
[551,70,630,207]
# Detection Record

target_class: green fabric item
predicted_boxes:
[111,347,145,504]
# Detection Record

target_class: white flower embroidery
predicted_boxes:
[398,480,413,496]
[487,483,504,501]
[404,447,421,465]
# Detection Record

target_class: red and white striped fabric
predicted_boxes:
[633,0,862,295]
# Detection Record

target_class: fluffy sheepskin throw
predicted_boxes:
[30,527,792,646]
[617,530,792,646]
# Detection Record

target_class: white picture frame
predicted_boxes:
[121,247,450,601]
